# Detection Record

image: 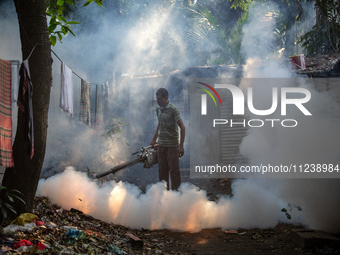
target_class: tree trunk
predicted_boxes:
[1,0,52,222]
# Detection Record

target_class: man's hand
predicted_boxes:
[150,139,157,148]
[178,146,184,158]
[176,119,185,158]
[151,124,159,148]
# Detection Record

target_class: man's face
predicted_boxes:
[156,94,168,108]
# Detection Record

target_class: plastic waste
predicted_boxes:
[15,246,32,252]
[56,208,63,214]
[29,241,48,253]
[0,245,12,254]
[63,226,78,230]
[65,229,86,243]
[45,221,57,228]
[107,244,123,254]
[0,238,16,247]
[237,232,247,235]
[10,213,38,226]
[224,230,238,234]
[34,220,45,226]
[3,222,36,235]
[13,239,33,248]
[37,242,47,250]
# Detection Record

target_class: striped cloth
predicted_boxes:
[156,101,181,147]
[79,79,93,128]
[0,59,14,167]
[94,84,104,130]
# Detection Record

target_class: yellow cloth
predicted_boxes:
[10,213,38,226]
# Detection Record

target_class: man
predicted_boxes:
[151,88,185,190]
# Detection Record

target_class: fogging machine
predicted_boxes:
[95,145,158,178]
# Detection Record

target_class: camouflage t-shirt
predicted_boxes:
[156,101,181,147]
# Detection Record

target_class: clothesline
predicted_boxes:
[22,44,111,129]
[0,46,112,167]
[51,49,109,86]
[9,43,112,86]
[57,54,110,130]
[10,44,114,124]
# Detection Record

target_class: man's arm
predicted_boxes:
[151,123,159,147]
[177,119,185,157]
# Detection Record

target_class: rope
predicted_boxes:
[51,49,105,85]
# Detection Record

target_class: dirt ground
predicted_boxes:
[134,223,305,255]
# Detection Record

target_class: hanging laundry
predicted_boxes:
[79,79,93,128]
[59,62,73,116]
[108,73,115,98]
[0,59,14,167]
[17,60,34,159]
[11,61,20,103]
[94,84,104,130]
[102,82,109,123]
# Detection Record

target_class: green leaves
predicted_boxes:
[66,21,81,25]
[281,203,302,220]
[298,0,340,56]
[102,118,128,141]
[57,15,67,23]
[0,202,7,219]
[46,0,103,46]
[0,186,26,226]
[57,0,64,6]
[48,13,80,46]
[48,14,80,46]
[83,0,93,7]
[84,0,103,7]
[229,0,252,11]
[8,189,26,205]
[50,35,57,46]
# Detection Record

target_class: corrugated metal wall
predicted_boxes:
[218,89,248,164]
[189,81,221,165]
[189,76,248,167]
[313,78,340,124]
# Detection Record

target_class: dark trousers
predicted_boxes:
[157,146,181,190]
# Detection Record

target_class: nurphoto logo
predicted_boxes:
[196,81,312,128]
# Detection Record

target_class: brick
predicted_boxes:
[291,228,340,249]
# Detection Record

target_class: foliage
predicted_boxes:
[299,0,340,56]
[184,2,239,65]
[281,203,302,220]
[185,1,252,65]
[229,0,252,11]
[46,0,103,46]
[228,11,248,64]
[101,118,128,141]
[0,186,25,226]
[228,0,316,58]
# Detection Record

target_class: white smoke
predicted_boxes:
[37,167,291,232]
[235,2,340,233]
